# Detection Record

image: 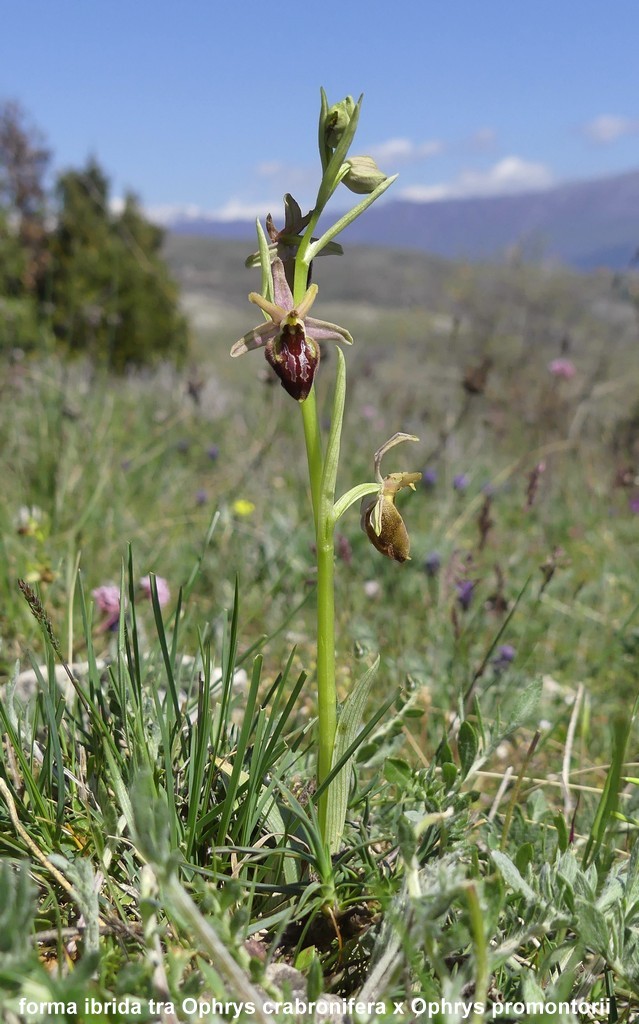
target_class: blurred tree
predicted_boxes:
[0,101,189,368]
[0,101,51,295]
[50,159,189,370]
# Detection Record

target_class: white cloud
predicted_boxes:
[211,198,282,222]
[146,202,210,225]
[399,156,554,202]
[367,136,444,166]
[583,114,639,144]
[145,199,281,225]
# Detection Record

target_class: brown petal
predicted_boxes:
[361,495,411,562]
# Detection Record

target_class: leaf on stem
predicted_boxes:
[324,655,381,854]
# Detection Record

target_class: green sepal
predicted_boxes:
[332,481,379,525]
[254,217,273,302]
[318,87,331,173]
[245,241,277,269]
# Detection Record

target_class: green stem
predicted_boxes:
[314,349,347,840]
[316,527,336,837]
[300,391,322,531]
[294,210,321,286]
[293,226,334,841]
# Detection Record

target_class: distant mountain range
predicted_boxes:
[166,169,639,270]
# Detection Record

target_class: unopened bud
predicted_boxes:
[325,96,356,149]
[342,155,387,194]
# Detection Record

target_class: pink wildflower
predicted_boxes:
[548,358,576,380]
[92,584,121,632]
[139,574,171,607]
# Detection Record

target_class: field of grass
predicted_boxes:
[2,242,639,1023]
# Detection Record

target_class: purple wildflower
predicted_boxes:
[456,579,475,611]
[453,473,469,492]
[422,467,437,488]
[92,584,121,632]
[493,644,516,669]
[207,444,219,461]
[139,575,171,607]
[423,552,442,577]
[195,489,208,506]
[548,358,576,380]
[630,494,639,515]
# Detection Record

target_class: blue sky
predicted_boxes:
[3,0,639,223]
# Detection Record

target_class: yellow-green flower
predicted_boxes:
[360,434,421,563]
[232,498,256,517]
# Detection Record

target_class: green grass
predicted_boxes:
[2,250,639,1022]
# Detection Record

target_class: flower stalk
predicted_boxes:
[231,90,419,850]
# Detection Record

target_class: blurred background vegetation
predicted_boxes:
[3,97,639,739]
[0,101,188,369]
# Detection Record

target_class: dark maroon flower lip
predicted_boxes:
[230,258,352,402]
[265,321,319,402]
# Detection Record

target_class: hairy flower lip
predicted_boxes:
[230,258,352,401]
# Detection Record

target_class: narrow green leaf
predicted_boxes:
[183,510,220,599]
[216,654,262,845]
[458,720,478,778]
[553,811,569,853]
[319,347,347,533]
[307,174,398,262]
[583,714,633,868]
[323,655,380,854]
[255,217,274,300]
[149,572,181,722]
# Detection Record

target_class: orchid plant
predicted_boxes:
[231,91,421,851]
